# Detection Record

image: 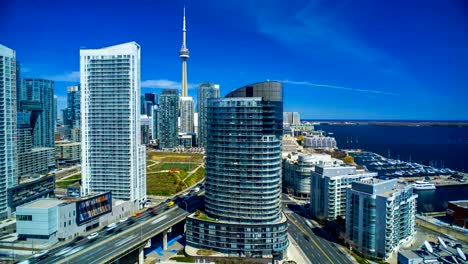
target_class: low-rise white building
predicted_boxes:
[304,135,337,149]
[16,193,136,245]
[310,165,376,220]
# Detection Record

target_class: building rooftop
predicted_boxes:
[19,198,66,209]
[449,200,468,208]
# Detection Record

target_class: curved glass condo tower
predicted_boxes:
[186,81,288,259]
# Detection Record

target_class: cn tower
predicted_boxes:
[179,6,189,97]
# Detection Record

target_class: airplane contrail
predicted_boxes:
[283,80,400,96]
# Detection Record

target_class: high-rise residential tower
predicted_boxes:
[179,96,194,133]
[197,83,219,148]
[80,42,146,204]
[157,90,179,148]
[65,85,80,129]
[186,81,289,259]
[0,44,18,219]
[23,79,55,148]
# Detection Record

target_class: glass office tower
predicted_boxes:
[80,42,146,204]
[186,81,288,259]
[23,79,55,148]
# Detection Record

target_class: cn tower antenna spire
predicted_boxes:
[179,4,190,97]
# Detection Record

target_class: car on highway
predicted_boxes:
[87,232,99,240]
[133,211,142,217]
[147,207,156,215]
[119,217,129,223]
[105,222,117,232]
[167,201,175,207]
[33,250,49,260]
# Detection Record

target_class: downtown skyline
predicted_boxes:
[1,0,467,120]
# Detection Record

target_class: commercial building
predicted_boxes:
[283,112,300,125]
[178,132,196,148]
[0,44,18,219]
[152,105,158,140]
[310,165,376,220]
[346,179,417,259]
[16,193,136,245]
[197,83,220,148]
[140,114,151,145]
[157,90,179,148]
[446,200,468,228]
[304,135,337,149]
[141,93,157,116]
[23,78,55,148]
[7,175,55,213]
[55,141,81,165]
[180,96,194,134]
[186,81,289,259]
[80,42,146,204]
[63,85,80,138]
[283,153,343,199]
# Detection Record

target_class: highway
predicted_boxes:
[25,189,204,264]
[282,194,354,264]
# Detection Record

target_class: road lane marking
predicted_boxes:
[286,214,335,264]
[151,215,169,224]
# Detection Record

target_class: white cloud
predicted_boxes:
[141,79,196,90]
[45,71,80,82]
[283,80,400,96]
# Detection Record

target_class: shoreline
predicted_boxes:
[310,121,468,127]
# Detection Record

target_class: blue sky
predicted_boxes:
[1,0,467,120]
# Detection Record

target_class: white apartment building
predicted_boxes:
[310,165,376,220]
[0,44,18,219]
[80,42,146,205]
[179,96,194,134]
[283,153,343,199]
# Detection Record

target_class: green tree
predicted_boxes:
[343,155,355,165]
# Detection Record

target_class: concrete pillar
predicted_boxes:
[163,230,168,250]
[138,246,144,264]
[162,227,172,250]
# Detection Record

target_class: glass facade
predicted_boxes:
[80,42,146,203]
[197,83,219,148]
[23,79,55,148]
[346,179,417,259]
[179,96,194,134]
[65,85,80,130]
[157,90,179,148]
[186,81,288,259]
[0,44,18,219]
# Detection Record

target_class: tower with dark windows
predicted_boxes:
[185,81,289,259]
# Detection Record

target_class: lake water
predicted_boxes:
[315,124,468,172]
[314,124,468,212]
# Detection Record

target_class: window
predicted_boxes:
[17,215,32,221]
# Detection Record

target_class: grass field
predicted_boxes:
[148,162,197,173]
[56,174,81,189]
[146,152,205,196]
[147,152,203,163]
[184,167,205,186]
[146,172,187,196]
